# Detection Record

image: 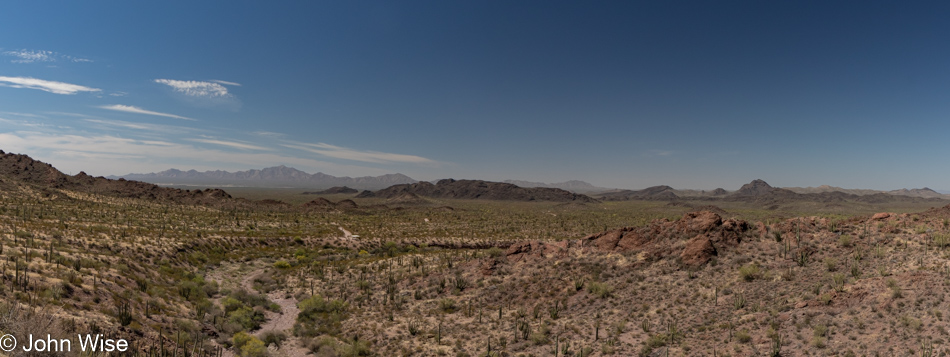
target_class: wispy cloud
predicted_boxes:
[4,49,54,63]
[97,104,195,121]
[0,112,45,119]
[210,79,241,86]
[252,131,285,138]
[0,76,100,95]
[0,131,390,177]
[154,79,231,98]
[2,49,92,63]
[83,119,196,134]
[645,149,674,157]
[284,142,435,164]
[186,138,271,151]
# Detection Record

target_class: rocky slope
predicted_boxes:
[0,150,237,206]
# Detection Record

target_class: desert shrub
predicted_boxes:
[825,258,838,272]
[222,297,244,314]
[308,335,339,356]
[839,235,852,247]
[274,260,292,269]
[934,234,950,248]
[439,298,457,313]
[736,329,751,343]
[232,331,255,350]
[231,289,279,312]
[295,295,348,337]
[228,306,266,331]
[338,338,372,357]
[253,272,280,293]
[260,331,287,349]
[240,337,268,357]
[486,247,504,258]
[640,333,668,356]
[738,263,761,282]
[587,281,613,299]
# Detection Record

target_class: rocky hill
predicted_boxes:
[303,186,359,194]
[597,185,680,201]
[888,187,947,199]
[0,150,237,206]
[361,179,598,202]
[786,185,949,199]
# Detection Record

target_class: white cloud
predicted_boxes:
[4,49,54,63]
[154,79,231,98]
[97,104,195,121]
[210,79,241,86]
[2,49,92,64]
[283,142,435,164]
[0,76,100,95]
[186,138,271,151]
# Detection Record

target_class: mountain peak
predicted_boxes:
[734,179,774,196]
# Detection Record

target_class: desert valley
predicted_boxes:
[2,150,950,356]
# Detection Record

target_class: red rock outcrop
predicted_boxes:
[573,210,752,267]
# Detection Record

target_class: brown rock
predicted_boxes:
[756,221,767,238]
[871,212,891,220]
[680,235,717,266]
[478,258,500,276]
[589,229,623,251]
[717,219,749,246]
[505,241,544,262]
[678,211,722,232]
[617,231,652,251]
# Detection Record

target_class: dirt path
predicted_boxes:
[208,264,309,357]
[330,222,354,239]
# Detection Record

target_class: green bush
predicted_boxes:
[232,332,254,350]
[274,260,292,269]
[228,306,265,331]
[240,337,268,357]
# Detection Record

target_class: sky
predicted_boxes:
[2,1,950,191]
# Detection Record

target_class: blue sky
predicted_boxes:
[2,1,950,190]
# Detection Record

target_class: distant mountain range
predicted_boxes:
[597,179,950,203]
[111,166,417,190]
[502,179,610,193]
[784,185,948,199]
[106,163,950,199]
